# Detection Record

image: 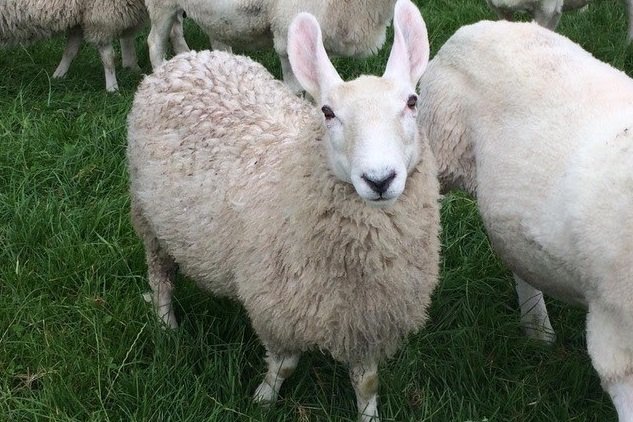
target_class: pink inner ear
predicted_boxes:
[289,15,321,93]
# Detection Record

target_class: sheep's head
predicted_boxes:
[288,0,429,207]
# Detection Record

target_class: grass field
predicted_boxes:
[1,0,631,420]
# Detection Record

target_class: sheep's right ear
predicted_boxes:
[288,13,343,102]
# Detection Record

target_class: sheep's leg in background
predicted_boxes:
[170,11,190,55]
[148,5,180,68]
[533,0,563,30]
[97,43,118,92]
[210,39,233,53]
[496,8,515,21]
[514,275,556,343]
[350,361,380,422]
[561,0,591,12]
[586,304,633,422]
[279,53,303,95]
[253,350,300,403]
[120,30,141,72]
[627,0,633,42]
[52,26,83,78]
[132,202,178,328]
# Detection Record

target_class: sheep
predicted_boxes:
[417,20,633,420]
[485,0,589,30]
[0,0,188,92]
[127,0,438,419]
[144,0,398,93]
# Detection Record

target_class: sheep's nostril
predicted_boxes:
[362,171,397,195]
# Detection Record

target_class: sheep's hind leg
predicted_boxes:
[350,361,380,422]
[514,275,556,343]
[120,31,141,72]
[534,0,563,30]
[586,304,633,421]
[210,39,232,53]
[148,7,180,69]
[253,350,300,404]
[170,11,190,55]
[628,0,633,43]
[97,43,118,92]
[132,202,178,329]
[53,27,83,78]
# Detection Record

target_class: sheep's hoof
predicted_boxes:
[523,325,556,344]
[253,382,277,405]
[124,64,142,73]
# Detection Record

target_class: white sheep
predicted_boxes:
[127,0,439,420]
[417,20,633,420]
[0,0,188,92]
[485,0,589,29]
[145,0,397,93]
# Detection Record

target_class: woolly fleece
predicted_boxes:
[128,50,440,365]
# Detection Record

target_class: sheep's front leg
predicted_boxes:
[53,26,83,78]
[586,304,633,422]
[350,361,380,422]
[97,43,118,92]
[607,377,633,422]
[253,350,300,403]
[514,275,556,343]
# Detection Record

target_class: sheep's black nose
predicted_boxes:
[362,171,397,195]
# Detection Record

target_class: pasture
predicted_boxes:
[1,0,631,420]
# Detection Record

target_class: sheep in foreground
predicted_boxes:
[418,20,633,420]
[127,0,439,419]
[485,0,589,29]
[0,0,187,92]
[145,0,397,93]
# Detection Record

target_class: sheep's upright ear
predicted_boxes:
[287,13,343,101]
[383,0,430,88]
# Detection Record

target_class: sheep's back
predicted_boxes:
[0,0,83,45]
[127,50,311,293]
[81,0,149,43]
[422,20,633,306]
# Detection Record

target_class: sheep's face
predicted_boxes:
[287,0,429,208]
[320,76,420,207]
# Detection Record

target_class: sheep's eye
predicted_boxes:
[407,95,418,110]
[321,105,336,120]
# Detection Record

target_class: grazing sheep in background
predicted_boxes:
[127,0,439,420]
[485,0,589,29]
[0,0,187,92]
[145,0,398,93]
[418,20,633,420]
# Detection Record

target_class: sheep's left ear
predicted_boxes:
[383,0,430,88]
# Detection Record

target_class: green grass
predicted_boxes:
[0,0,630,420]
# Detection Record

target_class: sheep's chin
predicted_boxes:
[364,197,398,208]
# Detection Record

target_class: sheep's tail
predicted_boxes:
[0,2,79,46]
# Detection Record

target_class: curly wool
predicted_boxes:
[128,50,440,364]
